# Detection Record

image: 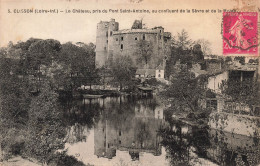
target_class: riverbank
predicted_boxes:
[67,87,155,100]
[0,156,41,166]
[209,112,260,137]
[169,108,260,138]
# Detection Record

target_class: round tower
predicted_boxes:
[96,21,109,67]
[96,19,119,67]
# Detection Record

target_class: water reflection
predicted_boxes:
[160,119,260,166]
[206,129,260,166]
[63,97,260,166]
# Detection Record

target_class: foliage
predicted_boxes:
[234,56,245,65]
[145,78,161,87]
[28,39,61,65]
[57,42,96,91]
[110,56,137,90]
[175,29,193,50]
[222,78,259,106]
[58,42,95,73]
[192,44,204,62]
[80,67,101,89]
[24,82,66,163]
[163,68,206,113]
[0,38,96,164]
[1,39,96,92]
[248,58,259,64]
[165,30,195,79]
[165,46,193,79]
[0,57,30,155]
[49,152,86,166]
[225,56,232,63]
[135,40,153,68]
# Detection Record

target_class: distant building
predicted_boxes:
[135,67,165,79]
[135,69,156,78]
[95,19,171,68]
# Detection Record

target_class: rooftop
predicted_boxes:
[136,69,155,76]
[229,64,258,71]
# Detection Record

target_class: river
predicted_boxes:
[62,96,260,166]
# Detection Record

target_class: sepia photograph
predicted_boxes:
[0,0,260,165]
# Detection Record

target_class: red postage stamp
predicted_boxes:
[223,12,258,55]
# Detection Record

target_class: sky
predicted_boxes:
[0,0,257,55]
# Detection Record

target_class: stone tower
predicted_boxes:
[96,19,119,67]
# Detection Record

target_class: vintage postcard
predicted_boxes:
[0,0,260,166]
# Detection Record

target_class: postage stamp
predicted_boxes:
[223,12,258,55]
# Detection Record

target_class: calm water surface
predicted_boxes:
[62,96,260,166]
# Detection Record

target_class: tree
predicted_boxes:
[81,67,101,90]
[0,56,31,157]
[135,40,153,69]
[110,56,137,90]
[175,29,193,50]
[58,42,96,91]
[27,39,61,68]
[59,42,95,73]
[163,68,206,113]
[165,30,193,79]
[234,56,245,65]
[19,39,62,92]
[25,83,66,164]
[248,58,258,64]
[222,77,259,108]
[225,56,232,63]
[192,44,204,63]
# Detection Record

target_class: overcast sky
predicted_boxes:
[0,0,250,55]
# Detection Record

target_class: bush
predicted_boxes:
[145,78,160,86]
[49,152,86,166]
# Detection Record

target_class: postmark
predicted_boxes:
[223,12,258,55]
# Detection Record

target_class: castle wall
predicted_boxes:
[95,19,171,68]
[112,30,167,68]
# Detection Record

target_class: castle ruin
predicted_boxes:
[95,19,171,68]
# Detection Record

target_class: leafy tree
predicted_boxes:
[222,77,259,108]
[225,56,232,63]
[110,56,137,90]
[47,61,73,91]
[58,42,96,91]
[0,56,30,157]
[0,39,94,164]
[24,83,66,164]
[165,30,194,79]
[192,44,204,62]
[81,67,101,90]
[248,58,258,64]
[163,68,206,113]
[26,39,61,69]
[17,39,62,92]
[175,29,193,50]
[59,42,95,73]
[165,45,193,79]
[135,40,153,69]
[234,56,245,65]
[0,47,7,58]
